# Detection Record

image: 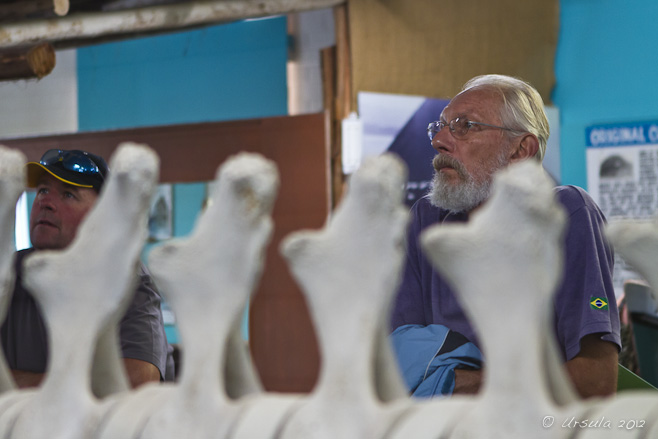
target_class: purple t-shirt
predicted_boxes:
[391,185,621,361]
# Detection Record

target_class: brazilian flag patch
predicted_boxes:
[590,297,609,310]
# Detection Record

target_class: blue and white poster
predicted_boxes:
[587,121,658,220]
[358,91,448,207]
[586,121,658,296]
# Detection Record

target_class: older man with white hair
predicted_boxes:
[391,74,620,398]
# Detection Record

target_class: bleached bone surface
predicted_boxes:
[385,398,474,439]
[607,218,658,304]
[0,392,35,438]
[9,143,159,439]
[0,146,26,394]
[95,385,168,439]
[279,154,411,439]
[118,152,279,439]
[575,393,658,438]
[230,393,302,439]
[89,316,131,399]
[420,161,578,439]
[4,146,655,439]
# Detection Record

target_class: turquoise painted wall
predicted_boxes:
[162,183,207,343]
[76,16,288,246]
[172,183,208,237]
[75,17,288,343]
[77,17,288,130]
[553,0,658,189]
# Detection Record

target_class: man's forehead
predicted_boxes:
[37,173,86,192]
[441,88,501,120]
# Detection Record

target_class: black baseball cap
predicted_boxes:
[26,149,109,192]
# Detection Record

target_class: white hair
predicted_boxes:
[459,74,549,162]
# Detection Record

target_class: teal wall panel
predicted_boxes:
[173,182,207,238]
[76,17,288,344]
[77,17,288,130]
[553,0,658,189]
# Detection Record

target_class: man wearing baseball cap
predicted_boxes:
[1,149,172,388]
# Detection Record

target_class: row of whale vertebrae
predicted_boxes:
[0,143,656,439]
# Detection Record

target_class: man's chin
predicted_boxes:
[428,178,490,213]
[30,233,65,250]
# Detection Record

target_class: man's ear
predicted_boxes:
[510,134,539,163]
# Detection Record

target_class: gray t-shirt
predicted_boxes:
[1,248,171,380]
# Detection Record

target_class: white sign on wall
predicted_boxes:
[587,122,658,219]
[586,121,658,296]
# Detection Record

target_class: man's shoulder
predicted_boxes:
[134,262,163,301]
[553,185,599,216]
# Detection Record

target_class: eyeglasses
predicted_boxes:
[40,149,103,176]
[427,117,513,141]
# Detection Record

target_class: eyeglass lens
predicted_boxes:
[428,118,471,140]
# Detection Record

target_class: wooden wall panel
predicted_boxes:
[1,112,329,392]
[348,0,559,104]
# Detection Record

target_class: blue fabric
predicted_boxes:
[391,324,483,398]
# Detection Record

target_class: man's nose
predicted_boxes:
[431,128,453,154]
[35,193,55,211]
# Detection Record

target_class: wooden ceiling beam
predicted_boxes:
[0,42,55,80]
[0,0,188,23]
[0,0,57,22]
[0,0,345,49]
[54,0,69,15]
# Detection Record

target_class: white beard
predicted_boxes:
[428,152,509,213]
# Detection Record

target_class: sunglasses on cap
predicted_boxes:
[39,149,106,178]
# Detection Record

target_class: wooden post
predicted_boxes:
[0,43,55,81]
[321,46,344,209]
[326,3,353,209]
[334,4,352,120]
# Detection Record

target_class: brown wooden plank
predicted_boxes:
[1,112,328,392]
[250,290,320,393]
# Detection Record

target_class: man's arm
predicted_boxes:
[453,369,482,394]
[453,334,618,398]
[123,358,160,388]
[117,265,170,383]
[565,333,618,398]
[11,359,159,389]
[11,370,43,388]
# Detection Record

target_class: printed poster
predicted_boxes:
[586,121,658,296]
